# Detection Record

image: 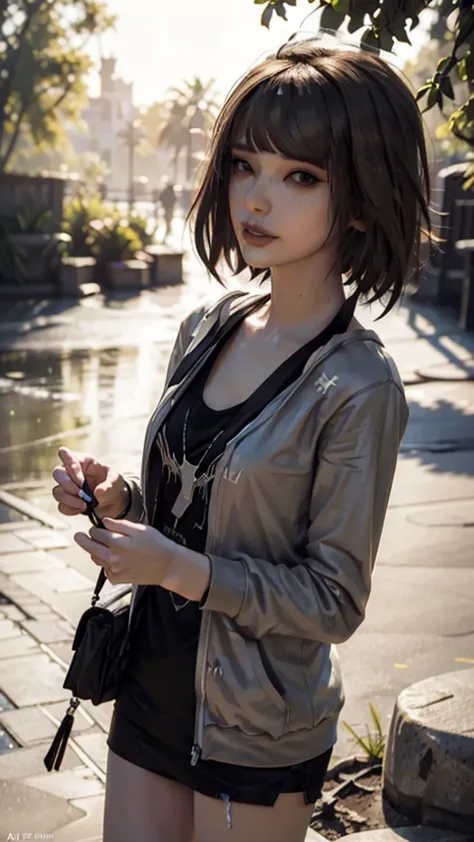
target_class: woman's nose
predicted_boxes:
[245,182,271,215]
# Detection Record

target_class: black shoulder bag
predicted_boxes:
[43,480,134,772]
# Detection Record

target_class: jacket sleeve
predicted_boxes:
[201,380,408,643]
[121,474,146,523]
[121,300,212,523]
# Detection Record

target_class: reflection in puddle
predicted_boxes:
[0,501,31,524]
[0,274,237,495]
[0,344,171,487]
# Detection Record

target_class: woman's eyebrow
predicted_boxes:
[232,143,325,169]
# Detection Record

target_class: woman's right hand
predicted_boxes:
[52,447,130,519]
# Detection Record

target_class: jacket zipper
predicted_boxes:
[190,455,228,766]
[190,610,211,765]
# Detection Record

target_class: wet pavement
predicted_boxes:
[0,227,221,509]
[0,238,473,839]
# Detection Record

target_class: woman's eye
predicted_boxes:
[231,157,252,173]
[290,171,318,187]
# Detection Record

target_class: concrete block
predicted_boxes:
[338,829,471,841]
[0,604,27,621]
[0,778,84,838]
[0,619,21,639]
[0,742,80,779]
[23,766,104,799]
[107,259,150,290]
[0,550,65,574]
[60,257,96,296]
[0,653,70,706]
[0,534,31,553]
[20,618,74,644]
[53,794,105,842]
[0,634,40,659]
[146,245,184,285]
[0,703,92,745]
[74,731,109,773]
[384,669,474,834]
[17,528,70,550]
[306,829,328,841]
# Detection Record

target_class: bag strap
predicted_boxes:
[79,479,107,605]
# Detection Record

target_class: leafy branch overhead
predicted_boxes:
[0,1,115,173]
[256,0,474,166]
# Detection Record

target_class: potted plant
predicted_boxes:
[128,210,157,251]
[1,208,70,287]
[0,216,26,284]
[59,193,106,295]
[63,193,107,258]
[89,217,150,290]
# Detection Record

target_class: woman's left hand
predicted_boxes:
[74,518,176,586]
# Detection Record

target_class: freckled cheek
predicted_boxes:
[229,180,244,222]
[283,200,332,246]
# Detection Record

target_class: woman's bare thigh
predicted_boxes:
[103,748,194,842]
[193,790,314,842]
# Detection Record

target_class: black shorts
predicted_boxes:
[108,707,333,808]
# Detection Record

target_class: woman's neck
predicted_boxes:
[252,263,346,344]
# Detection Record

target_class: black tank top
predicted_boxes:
[123,293,357,751]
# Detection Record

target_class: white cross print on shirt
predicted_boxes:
[315,372,339,394]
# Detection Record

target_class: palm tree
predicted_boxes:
[159,77,220,184]
[117,120,145,211]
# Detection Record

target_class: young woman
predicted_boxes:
[52,36,431,842]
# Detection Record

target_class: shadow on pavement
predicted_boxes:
[397,296,474,476]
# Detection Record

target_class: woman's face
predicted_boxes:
[228,140,337,271]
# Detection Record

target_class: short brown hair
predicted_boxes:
[188,39,432,315]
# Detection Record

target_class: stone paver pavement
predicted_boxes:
[0,284,473,840]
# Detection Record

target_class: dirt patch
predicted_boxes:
[310,757,413,839]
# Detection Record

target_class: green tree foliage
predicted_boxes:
[0,0,115,172]
[257,1,474,181]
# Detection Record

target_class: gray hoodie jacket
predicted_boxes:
[124,289,408,768]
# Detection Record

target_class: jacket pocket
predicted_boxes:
[206,629,288,739]
[247,639,288,716]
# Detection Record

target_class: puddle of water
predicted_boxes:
[0,725,20,754]
[0,690,15,714]
[0,502,31,524]
[0,270,239,494]
[0,691,19,755]
[0,344,170,487]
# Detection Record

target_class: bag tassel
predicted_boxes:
[43,697,80,771]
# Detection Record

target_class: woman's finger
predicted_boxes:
[57,501,82,517]
[52,466,82,497]
[58,447,85,488]
[88,526,126,549]
[74,531,119,564]
[91,554,108,571]
[52,485,86,512]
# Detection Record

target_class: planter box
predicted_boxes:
[0,172,68,233]
[107,259,150,290]
[60,257,97,296]
[0,282,57,300]
[8,232,70,284]
[145,245,184,286]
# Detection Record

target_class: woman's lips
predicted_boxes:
[241,227,278,248]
